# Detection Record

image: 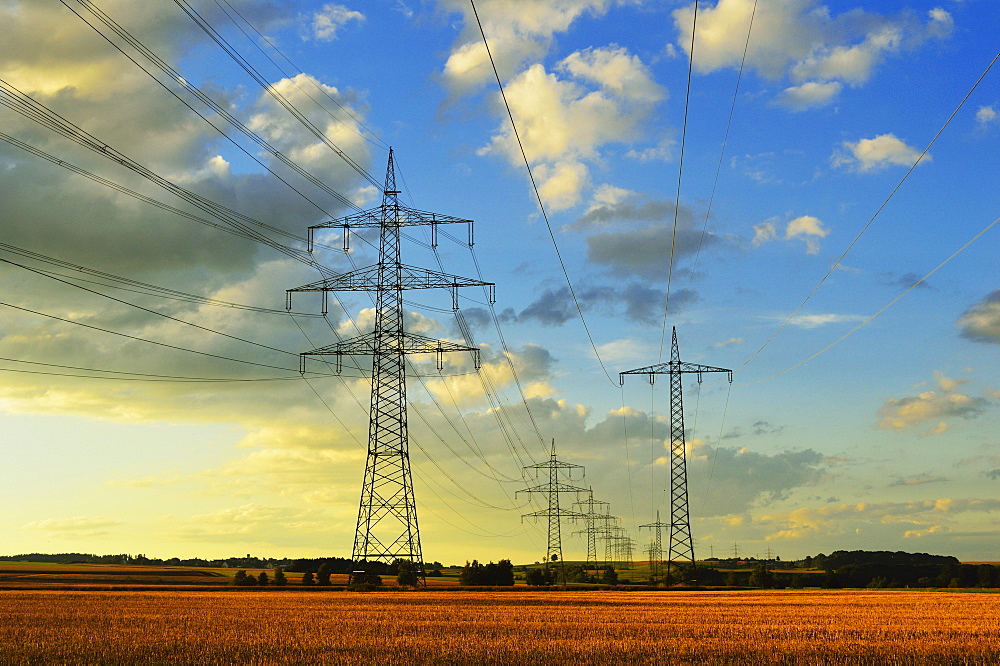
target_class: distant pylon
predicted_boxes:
[639,509,669,582]
[287,149,493,582]
[620,327,732,582]
[573,489,610,572]
[519,439,587,577]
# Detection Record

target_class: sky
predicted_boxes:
[0,0,997,566]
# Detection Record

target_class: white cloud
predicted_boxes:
[439,0,622,95]
[786,313,866,329]
[784,214,829,254]
[833,133,928,172]
[309,4,365,42]
[752,215,828,253]
[751,221,777,246]
[674,1,952,111]
[479,48,661,210]
[878,373,991,432]
[558,46,665,103]
[776,80,842,110]
[976,105,998,127]
[958,290,1000,344]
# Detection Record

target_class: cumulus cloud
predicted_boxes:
[957,290,1000,344]
[478,49,664,211]
[755,497,1000,543]
[686,443,826,516]
[439,0,625,96]
[776,80,842,110]
[832,133,928,172]
[976,105,998,128]
[308,4,365,41]
[674,1,953,110]
[878,373,991,432]
[752,215,829,253]
[572,196,728,277]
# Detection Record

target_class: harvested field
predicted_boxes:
[1,589,997,664]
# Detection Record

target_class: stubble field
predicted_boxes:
[1,589,997,664]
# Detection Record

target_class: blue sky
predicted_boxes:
[0,0,996,565]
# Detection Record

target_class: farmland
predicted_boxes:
[1,589,997,664]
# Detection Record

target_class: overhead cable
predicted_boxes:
[469,0,618,387]
[739,49,1000,373]
[172,0,384,191]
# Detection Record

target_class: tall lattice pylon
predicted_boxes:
[287,149,493,581]
[620,327,732,582]
[519,439,587,577]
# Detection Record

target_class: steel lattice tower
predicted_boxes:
[287,149,493,580]
[572,489,610,572]
[639,510,669,582]
[519,439,586,573]
[620,327,732,582]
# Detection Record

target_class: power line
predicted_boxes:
[469,0,617,387]
[738,49,1000,373]
[60,0,361,214]
[738,214,999,385]
[172,0,384,191]
[0,78,331,271]
[687,0,757,292]
[212,0,388,151]
[660,0,700,362]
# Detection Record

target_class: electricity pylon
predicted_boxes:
[572,489,610,572]
[519,439,587,577]
[639,509,669,582]
[287,149,493,581]
[620,326,732,582]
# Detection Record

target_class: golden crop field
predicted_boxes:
[1,589,998,664]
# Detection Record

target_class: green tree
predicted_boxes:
[232,570,249,587]
[316,562,332,587]
[601,566,618,586]
[395,559,419,587]
[348,572,383,590]
[257,572,269,587]
[748,564,775,589]
[273,568,287,587]
[301,571,315,586]
[525,566,555,586]
[725,571,740,587]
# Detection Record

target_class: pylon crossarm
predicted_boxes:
[522,508,586,519]
[518,481,590,495]
[619,362,732,383]
[310,205,472,230]
[288,264,493,294]
[302,332,479,357]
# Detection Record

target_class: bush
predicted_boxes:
[395,559,419,587]
[525,566,556,586]
[348,572,383,591]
